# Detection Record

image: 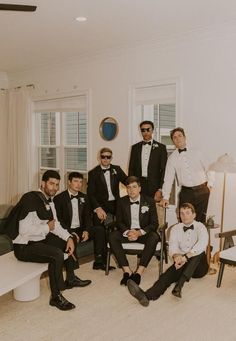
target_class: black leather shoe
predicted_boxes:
[172,284,182,298]
[130,273,141,285]
[127,279,149,307]
[120,272,130,286]
[65,276,92,289]
[93,262,116,271]
[49,294,75,311]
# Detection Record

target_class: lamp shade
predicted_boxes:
[209,153,236,173]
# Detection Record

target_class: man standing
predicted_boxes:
[127,203,209,306]
[109,176,159,286]
[9,170,91,311]
[128,120,167,203]
[161,127,214,223]
[54,172,94,272]
[87,147,127,270]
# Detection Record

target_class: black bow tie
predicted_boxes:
[102,168,110,173]
[183,224,194,232]
[70,195,79,200]
[46,197,52,203]
[130,201,139,205]
[178,148,187,153]
[142,141,152,146]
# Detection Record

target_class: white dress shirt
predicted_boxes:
[101,166,115,201]
[13,193,71,244]
[123,195,146,237]
[162,148,215,200]
[141,140,152,177]
[168,220,208,257]
[68,190,80,229]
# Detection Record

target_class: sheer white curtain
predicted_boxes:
[6,88,33,204]
[0,90,8,203]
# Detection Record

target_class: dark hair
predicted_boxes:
[139,120,154,130]
[100,147,112,155]
[42,170,60,182]
[68,172,83,181]
[125,176,141,186]
[179,202,196,214]
[170,127,185,140]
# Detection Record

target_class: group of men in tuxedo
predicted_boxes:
[8,120,213,310]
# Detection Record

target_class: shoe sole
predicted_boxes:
[49,301,76,311]
[127,280,149,307]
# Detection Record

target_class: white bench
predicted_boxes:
[0,251,48,301]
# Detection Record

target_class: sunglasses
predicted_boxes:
[141,128,152,133]
[101,155,112,159]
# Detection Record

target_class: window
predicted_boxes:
[35,95,87,188]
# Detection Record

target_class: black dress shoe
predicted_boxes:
[49,293,75,311]
[127,280,149,307]
[130,273,141,285]
[120,272,130,286]
[65,276,92,289]
[93,262,116,271]
[172,284,182,298]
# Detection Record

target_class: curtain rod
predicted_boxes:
[0,84,35,91]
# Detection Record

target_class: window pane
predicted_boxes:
[64,112,87,145]
[65,147,87,171]
[40,112,56,145]
[159,104,176,129]
[40,147,57,168]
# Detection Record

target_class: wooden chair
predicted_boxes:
[216,229,236,288]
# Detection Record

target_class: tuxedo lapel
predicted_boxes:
[110,165,115,193]
[77,193,83,224]
[124,197,132,227]
[65,191,73,224]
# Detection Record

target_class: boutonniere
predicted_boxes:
[112,168,117,175]
[79,197,85,204]
[45,204,51,211]
[152,142,159,150]
[141,205,149,214]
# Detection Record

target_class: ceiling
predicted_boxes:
[1,0,236,73]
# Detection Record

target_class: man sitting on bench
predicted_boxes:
[7,170,91,311]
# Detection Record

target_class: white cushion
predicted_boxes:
[107,242,161,251]
[220,246,236,262]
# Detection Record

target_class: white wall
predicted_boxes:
[5,23,236,223]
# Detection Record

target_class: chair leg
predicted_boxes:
[216,262,225,288]
[105,249,111,276]
[159,248,163,276]
[164,243,168,264]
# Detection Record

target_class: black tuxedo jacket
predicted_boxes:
[54,190,92,234]
[116,194,158,235]
[87,164,127,211]
[128,140,167,197]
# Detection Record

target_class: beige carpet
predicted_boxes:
[0,257,236,341]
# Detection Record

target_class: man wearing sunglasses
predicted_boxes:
[87,147,127,270]
[128,121,167,205]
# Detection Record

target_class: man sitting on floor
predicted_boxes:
[109,176,159,286]
[127,202,209,306]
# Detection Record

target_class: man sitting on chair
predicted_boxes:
[109,176,159,286]
[127,202,209,306]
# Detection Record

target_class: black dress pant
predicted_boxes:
[13,234,75,298]
[179,183,210,223]
[109,230,159,267]
[145,252,208,300]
